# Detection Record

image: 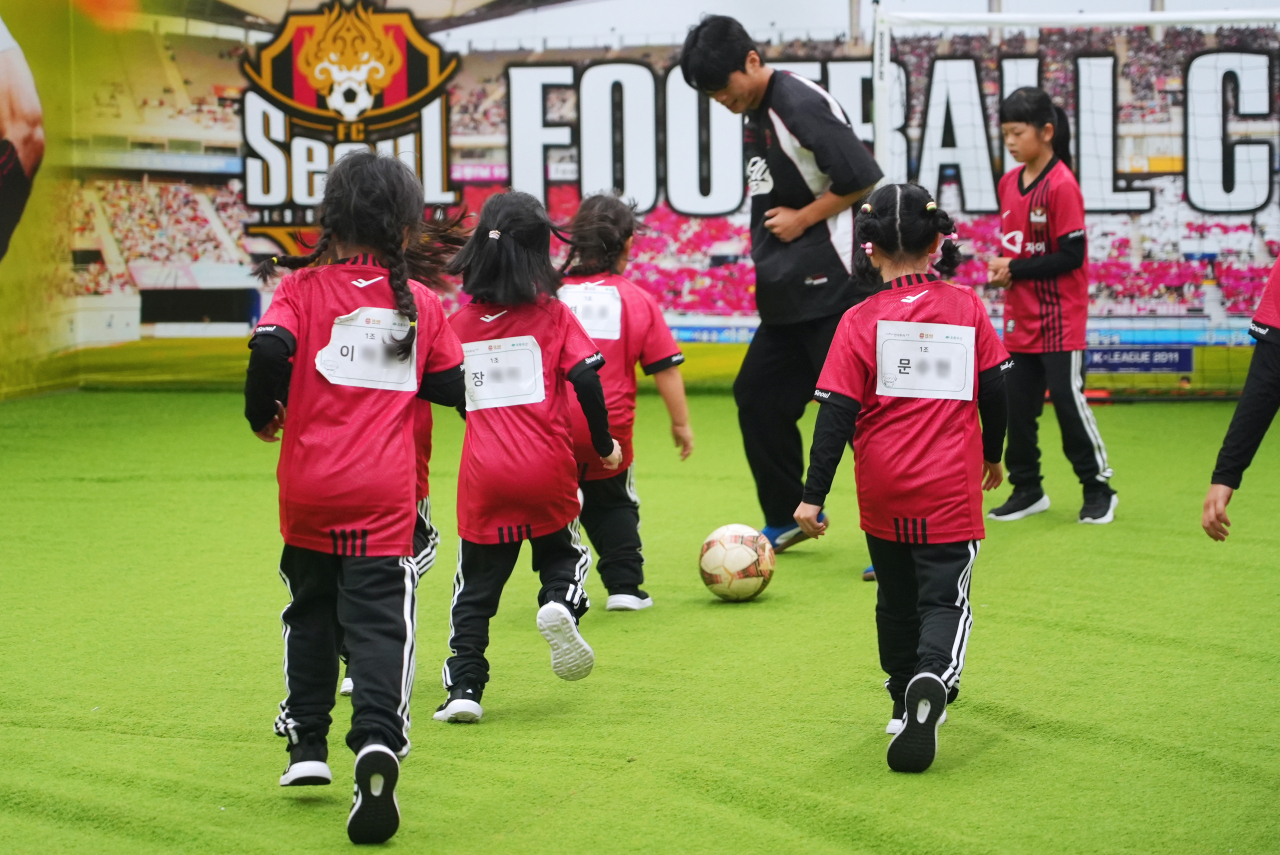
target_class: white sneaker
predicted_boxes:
[279,760,332,787]
[340,677,353,696]
[887,709,946,735]
[536,602,594,681]
[606,593,653,611]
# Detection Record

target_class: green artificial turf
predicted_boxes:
[2,392,1279,854]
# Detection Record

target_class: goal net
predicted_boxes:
[870,9,1280,398]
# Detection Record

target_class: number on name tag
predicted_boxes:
[463,335,546,410]
[558,282,622,340]
[876,320,975,401]
[315,306,417,392]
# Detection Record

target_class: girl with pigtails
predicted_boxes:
[244,150,466,845]
[433,191,622,726]
[792,184,1011,774]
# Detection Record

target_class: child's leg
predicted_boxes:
[1004,353,1048,493]
[864,534,919,703]
[275,545,342,749]
[530,522,592,620]
[412,497,441,578]
[910,540,978,696]
[442,539,520,691]
[336,554,420,757]
[578,467,644,595]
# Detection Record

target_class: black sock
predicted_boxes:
[0,139,34,262]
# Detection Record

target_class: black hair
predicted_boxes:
[562,194,640,276]
[999,86,1073,172]
[852,183,962,293]
[445,191,566,305]
[253,150,448,359]
[679,15,759,92]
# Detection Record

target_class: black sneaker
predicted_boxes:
[347,743,400,844]
[279,734,331,787]
[433,682,484,723]
[886,673,948,773]
[987,488,1050,521]
[1080,487,1118,524]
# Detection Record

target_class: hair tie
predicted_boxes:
[488,230,501,240]
[925,201,938,212]
[271,256,279,264]
[409,321,417,327]
[944,233,958,241]
[860,203,873,213]
[861,242,874,255]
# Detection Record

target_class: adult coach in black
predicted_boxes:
[680,16,883,551]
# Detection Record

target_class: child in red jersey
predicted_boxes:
[793,184,1010,774]
[559,194,693,611]
[433,191,622,724]
[245,151,465,844]
[986,86,1116,525]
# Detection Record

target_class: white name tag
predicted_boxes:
[315,306,417,392]
[558,282,622,340]
[876,320,975,401]
[463,335,546,411]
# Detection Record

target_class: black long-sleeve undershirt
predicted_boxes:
[568,361,615,457]
[1212,338,1280,489]
[1008,231,1085,282]
[244,329,466,432]
[800,364,1010,507]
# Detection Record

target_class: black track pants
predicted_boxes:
[865,535,977,701]
[579,466,644,594]
[442,523,591,689]
[733,313,843,527]
[1005,350,1113,492]
[276,546,419,757]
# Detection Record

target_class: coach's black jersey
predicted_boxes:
[744,70,883,325]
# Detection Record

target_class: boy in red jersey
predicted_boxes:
[794,185,1010,773]
[433,191,622,725]
[245,153,465,844]
[987,87,1116,525]
[560,194,692,611]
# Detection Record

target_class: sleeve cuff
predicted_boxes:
[813,388,859,408]
[567,352,605,383]
[642,352,685,375]
[251,323,296,355]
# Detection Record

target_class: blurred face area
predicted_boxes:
[1002,121,1054,164]
[707,51,769,114]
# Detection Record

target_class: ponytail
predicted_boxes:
[447,191,566,305]
[1051,103,1073,172]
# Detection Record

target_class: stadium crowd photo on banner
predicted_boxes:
[5,0,1280,850]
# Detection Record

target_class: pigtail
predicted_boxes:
[1051,104,1073,172]
[252,230,332,284]
[926,202,963,280]
[383,240,417,361]
[852,202,886,294]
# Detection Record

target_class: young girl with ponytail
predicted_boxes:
[987,86,1117,525]
[793,184,1011,774]
[559,193,692,612]
[434,191,622,725]
[245,151,466,844]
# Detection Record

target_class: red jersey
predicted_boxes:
[559,273,684,480]
[413,398,434,501]
[998,157,1089,353]
[1250,257,1280,343]
[450,296,603,544]
[256,258,464,556]
[815,273,1010,544]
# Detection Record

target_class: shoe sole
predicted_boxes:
[433,699,483,723]
[537,602,594,681]
[606,595,653,611]
[340,678,353,696]
[886,709,946,735]
[988,494,1050,521]
[886,674,947,773]
[279,760,332,787]
[862,567,876,582]
[1079,493,1119,525]
[347,745,400,845]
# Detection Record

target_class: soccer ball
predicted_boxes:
[699,524,775,602]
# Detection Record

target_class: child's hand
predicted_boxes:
[254,402,286,443]
[672,423,694,460]
[793,502,827,539]
[987,257,1013,287]
[601,439,623,470]
[982,460,1004,491]
[1202,483,1234,541]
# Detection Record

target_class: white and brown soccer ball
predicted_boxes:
[699,524,776,602]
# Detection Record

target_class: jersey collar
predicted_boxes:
[886,272,939,289]
[1018,155,1060,196]
[332,254,387,268]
